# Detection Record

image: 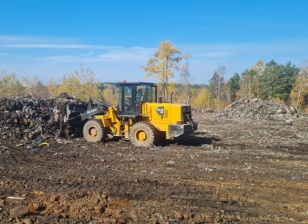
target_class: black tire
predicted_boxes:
[129,122,157,147]
[83,120,104,143]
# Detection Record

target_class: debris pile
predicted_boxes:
[218,97,298,119]
[0,94,87,148]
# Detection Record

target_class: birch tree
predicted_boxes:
[142,40,182,101]
[290,61,308,111]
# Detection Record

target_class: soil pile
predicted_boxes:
[218,97,298,119]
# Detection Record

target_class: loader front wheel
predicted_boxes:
[83,120,104,143]
[130,122,156,147]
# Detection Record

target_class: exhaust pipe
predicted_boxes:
[170,92,174,103]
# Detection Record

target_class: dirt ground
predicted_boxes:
[0,112,308,224]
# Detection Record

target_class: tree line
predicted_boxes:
[1,41,308,112]
[201,59,308,112]
[142,41,308,113]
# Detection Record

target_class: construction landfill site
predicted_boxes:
[0,95,308,224]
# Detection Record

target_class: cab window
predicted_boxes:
[124,86,133,111]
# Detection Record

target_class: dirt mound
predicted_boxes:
[218,97,298,120]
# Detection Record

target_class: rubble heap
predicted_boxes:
[218,97,298,119]
[0,94,87,148]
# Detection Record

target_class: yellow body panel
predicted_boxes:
[94,107,121,136]
[141,102,183,138]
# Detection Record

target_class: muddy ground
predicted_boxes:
[0,112,308,224]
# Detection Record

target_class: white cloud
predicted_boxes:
[3,44,96,49]
[97,47,154,61]
[39,46,154,63]
[1,35,308,84]
[0,35,71,44]
[0,35,155,64]
[182,39,308,59]
[0,35,43,42]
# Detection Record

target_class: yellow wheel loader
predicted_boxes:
[63,82,197,147]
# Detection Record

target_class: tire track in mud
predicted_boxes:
[1,112,308,223]
[0,142,247,211]
[1,134,307,223]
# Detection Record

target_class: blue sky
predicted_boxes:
[1,0,308,84]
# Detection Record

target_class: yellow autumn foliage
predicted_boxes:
[0,72,25,98]
[142,40,182,101]
[289,64,308,112]
[57,65,101,101]
[191,87,213,109]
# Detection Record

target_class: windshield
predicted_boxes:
[136,85,156,102]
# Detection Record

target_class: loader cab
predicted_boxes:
[116,82,157,117]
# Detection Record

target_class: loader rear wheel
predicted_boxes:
[83,120,104,143]
[130,122,156,147]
